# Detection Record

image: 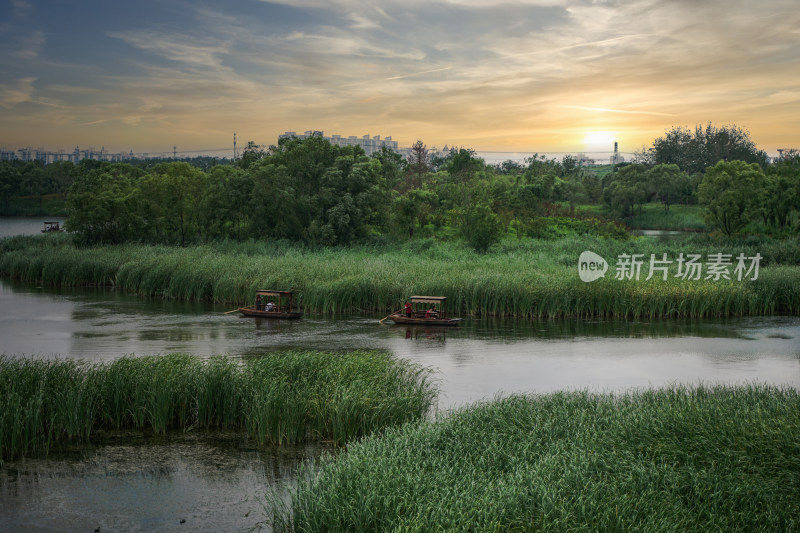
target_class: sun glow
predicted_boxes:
[582,131,617,152]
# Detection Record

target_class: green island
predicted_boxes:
[2,124,799,530]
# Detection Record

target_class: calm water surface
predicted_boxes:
[0,217,66,238]
[1,247,799,530]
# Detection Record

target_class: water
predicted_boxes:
[0,217,66,238]
[2,234,799,530]
[2,280,798,408]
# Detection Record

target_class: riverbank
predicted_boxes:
[1,234,799,318]
[271,385,800,532]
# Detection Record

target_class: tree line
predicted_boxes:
[4,123,799,247]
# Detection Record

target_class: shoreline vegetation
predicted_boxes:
[269,385,800,532]
[1,233,799,318]
[0,351,437,464]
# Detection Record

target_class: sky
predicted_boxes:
[1,0,799,158]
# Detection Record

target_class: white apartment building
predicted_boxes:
[279,131,399,156]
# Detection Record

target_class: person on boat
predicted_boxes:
[265,301,275,312]
[425,307,438,319]
[404,300,412,317]
[256,294,262,311]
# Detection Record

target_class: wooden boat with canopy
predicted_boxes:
[41,221,63,233]
[238,290,303,319]
[387,296,462,326]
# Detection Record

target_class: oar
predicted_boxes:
[379,308,402,324]
[223,308,241,315]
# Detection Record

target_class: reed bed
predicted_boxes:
[270,385,800,532]
[0,350,437,463]
[2,235,799,317]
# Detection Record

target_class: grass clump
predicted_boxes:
[2,235,799,317]
[272,385,800,532]
[0,350,437,463]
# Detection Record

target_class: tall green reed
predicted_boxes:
[3,235,798,317]
[271,385,800,532]
[0,350,437,463]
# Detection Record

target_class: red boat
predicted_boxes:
[387,296,462,327]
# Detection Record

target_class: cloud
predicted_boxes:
[8,30,45,59]
[106,29,231,69]
[561,105,676,117]
[0,77,36,108]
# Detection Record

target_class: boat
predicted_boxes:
[387,296,462,326]
[41,221,63,233]
[238,290,303,319]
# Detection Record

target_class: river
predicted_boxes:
[1,224,799,531]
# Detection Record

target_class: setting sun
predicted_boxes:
[582,131,617,152]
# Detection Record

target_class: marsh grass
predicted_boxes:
[271,385,800,532]
[0,350,437,463]
[2,235,799,317]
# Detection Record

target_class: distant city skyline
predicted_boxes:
[1,1,798,156]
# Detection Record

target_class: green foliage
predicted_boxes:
[272,385,800,532]
[764,154,800,231]
[461,203,504,252]
[644,122,769,174]
[4,236,800,318]
[698,160,767,236]
[624,203,706,231]
[0,350,437,462]
[647,163,691,211]
[603,163,649,217]
[65,164,146,244]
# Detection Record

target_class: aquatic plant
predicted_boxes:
[0,350,437,463]
[2,235,799,317]
[270,385,800,532]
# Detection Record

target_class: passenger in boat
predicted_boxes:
[256,294,262,311]
[404,300,412,317]
[425,307,438,319]
[265,301,275,312]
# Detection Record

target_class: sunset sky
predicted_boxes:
[1,0,798,158]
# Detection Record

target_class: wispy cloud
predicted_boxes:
[0,77,36,108]
[1,0,799,152]
[384,67,452,81]
[561,105,677,117]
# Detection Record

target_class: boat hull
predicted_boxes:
[238,307,303,319]
[387,314,462,327]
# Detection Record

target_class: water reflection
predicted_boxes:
[396,325,448,342]
[0,431,326,532]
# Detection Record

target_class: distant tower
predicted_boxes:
[610,141,624,165]
[173,145,177,159]
[233,132,238,160]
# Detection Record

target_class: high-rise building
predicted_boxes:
[279,130,399,156]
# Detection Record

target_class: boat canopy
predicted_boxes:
[256,290,294,297]
[409,296,447,304]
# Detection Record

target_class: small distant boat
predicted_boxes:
[238,290,303,319]
[41,221,63,233]
[387,296,462,327]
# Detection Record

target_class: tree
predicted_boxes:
[764,154,800,229]
[139,162,205,245]
[698,160,766,236]
[66,164,145,244]
[238,140,266,169]
[406,140,428,189]
[647,164,690,212]
[462,203,504,253]
[603,164,649,217]
[372,146,407,190]
[647,123,768,175]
